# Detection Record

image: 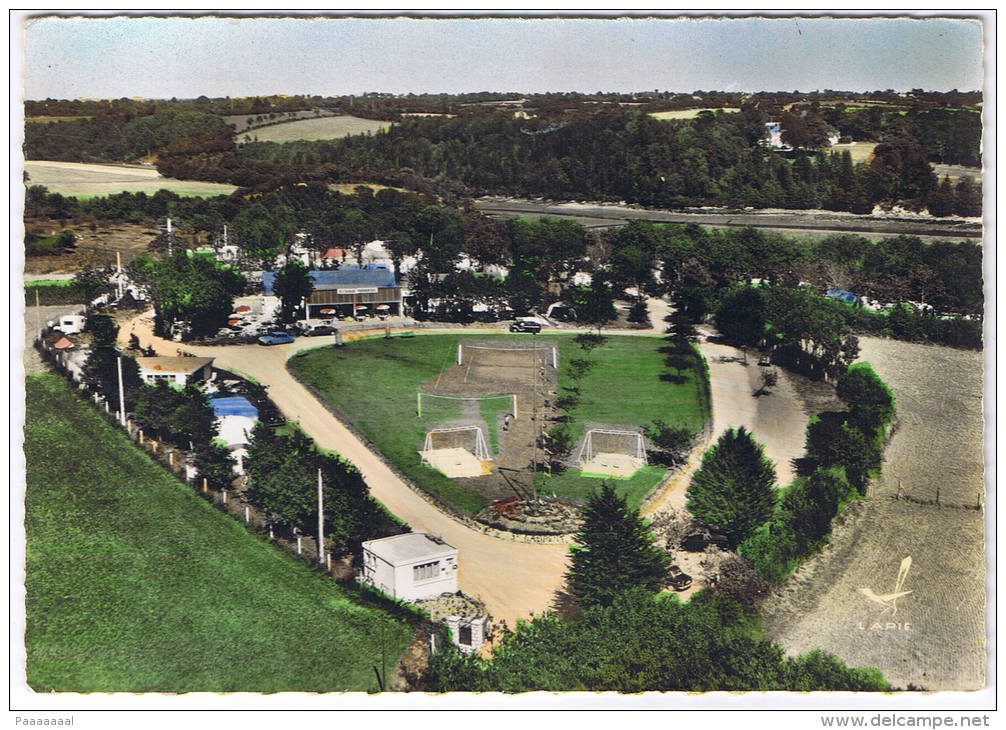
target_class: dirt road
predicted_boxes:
[120,313,570,627]
[475,198,982,240]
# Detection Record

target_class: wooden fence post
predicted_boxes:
[244,505,249,522]
[202,477,208,493]
[297,536,302,555]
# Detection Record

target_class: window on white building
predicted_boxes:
[413,561,439,582]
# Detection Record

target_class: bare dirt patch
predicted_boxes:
[23,218,161,275]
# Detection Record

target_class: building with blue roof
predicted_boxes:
[261,265,402,319]
[209,396,259,420]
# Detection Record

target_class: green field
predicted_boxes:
[649,107,741,120]
[24,161,238,199]
[249,115,392,142]
[24,373,416,692]
[290,334,709,513]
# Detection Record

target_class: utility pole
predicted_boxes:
[116,355,127,426]
[317,468,325,566]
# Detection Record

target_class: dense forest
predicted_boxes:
[24,112,229,163]
[236,109,980,212]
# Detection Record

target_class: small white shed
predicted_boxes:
[359,532,458,602]
[137,356,214,386]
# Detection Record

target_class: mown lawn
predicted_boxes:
[24,373,416,693]
[290,333,709,512]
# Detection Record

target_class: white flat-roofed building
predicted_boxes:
[137,356,214,387]
[360,532,458,601]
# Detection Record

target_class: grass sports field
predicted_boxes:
[23,373,416,692]
[24,161,237,198]
[248,115,391,142]
[290,333,709,513]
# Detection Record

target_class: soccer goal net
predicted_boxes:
[420,426,492,478]
[576,429,647,479]
[457,341,558,370]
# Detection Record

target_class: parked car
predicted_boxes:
[667,565,693,591]
[509,319,542,333]
[303,324,338,337]
[681,531,730,552]
[258,332,295,346]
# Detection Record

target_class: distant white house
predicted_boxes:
[137,356,214,387]
[359,532,458,601]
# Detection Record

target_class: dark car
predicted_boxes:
[667,565,693,591]
[681,531,730,552]
[509,319,542,333]
[258,332,295,346]
[304,324,338,337]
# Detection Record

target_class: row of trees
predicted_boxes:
[245,424,402,557]
[606,221,984,320]
[739,364,895,582]
[427,484,888,692]
[24,112,229,163]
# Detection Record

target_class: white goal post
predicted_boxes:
[420,426,493,478]
[576,429,647,466]
[457,342,558,370]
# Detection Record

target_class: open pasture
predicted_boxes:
[23,373,416,692]
[247,115,392,142]
[24,160,237,198]
[649,107,740,120]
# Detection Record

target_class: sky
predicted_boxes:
[18,13,986,100]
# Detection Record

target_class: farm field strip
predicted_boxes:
[245,115,392,142]
[23,373,416,692]
[24,160,238,198]
[649,107,741,119]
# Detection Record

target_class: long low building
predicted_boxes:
[262,266,403,319]
[137,356,214,386]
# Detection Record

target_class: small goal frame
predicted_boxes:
[419,425,493,479]
[576,429,647,478]
[422,425,492,462]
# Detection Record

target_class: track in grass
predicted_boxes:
[23,373,416,692]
